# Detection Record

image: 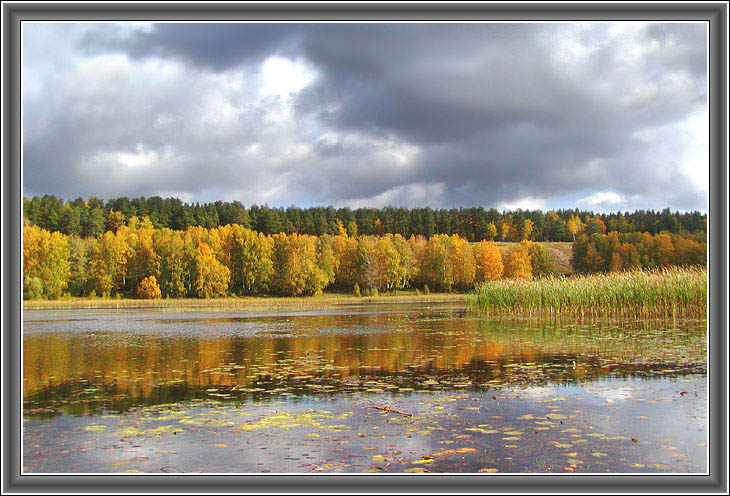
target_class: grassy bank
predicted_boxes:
[23,291,467,311]
[469,266,707,318]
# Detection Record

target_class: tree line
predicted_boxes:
[572,231,707,274]
[23,219,554,300]
[24,195,706,242]
[23,217,706,301]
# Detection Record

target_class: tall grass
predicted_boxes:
[469,266,707,318]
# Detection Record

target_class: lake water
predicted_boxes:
[22,301,708,474]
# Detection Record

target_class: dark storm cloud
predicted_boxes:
[82,23,300,70]
[23,22,708,210]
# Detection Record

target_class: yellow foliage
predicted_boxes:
[194,242,230,298]
[474,241,503,282]
[503,244,532,279]
[137,275,162,299]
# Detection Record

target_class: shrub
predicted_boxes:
[137,275,162,299]
[23,276,44,300]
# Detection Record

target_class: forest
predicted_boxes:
[23,216,706,300]
[23,195,706,242]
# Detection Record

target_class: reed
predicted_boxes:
[469,266,707,318]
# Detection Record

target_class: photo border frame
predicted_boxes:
[2,2,727,493]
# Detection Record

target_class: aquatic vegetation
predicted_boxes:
[22,302,707,474]
[469,267,707,317]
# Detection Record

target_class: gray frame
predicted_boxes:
[2,2,726,493]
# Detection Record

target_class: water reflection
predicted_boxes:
[23,304,706,417]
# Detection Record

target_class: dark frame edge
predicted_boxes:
[3,3,22,495]
[707,3,728,493]
[2,2,728,494]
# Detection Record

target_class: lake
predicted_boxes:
[22,301,708,474]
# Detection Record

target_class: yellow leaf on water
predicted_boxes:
[83,425,106,432]
[215,444,228,448]
[478,468,499,473]
[552,442,572,449]
[466,428,499,434]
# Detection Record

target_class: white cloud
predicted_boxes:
[259,56,316,99]
[576,191,624,211]
[495,196,547,211]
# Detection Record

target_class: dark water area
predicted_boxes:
[22,302,707,474]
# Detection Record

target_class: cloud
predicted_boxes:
[576,191,624,211]
[22,22,708,211]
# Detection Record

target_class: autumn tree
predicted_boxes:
[417,235,454,291]
[474,241,503,282]
[221,225,274,295]
[67,236,93,296]
[270,233,332,296]
[153,228,191,297]
[517,219,534,242]
[193,242,230,298]
[106,209,126,233]
[123,217,158,292]
[582,244,605,273]
[332,235,361,289]
[447,235,476,290]
[23,225,71,299]
[370,236,402,292]
[567,215,583,241]
[137,275,162,299]
[503,244,532,279]
[89,231,128,296]
[527,242,553,278]
[610,244,641,271]
[390,234,416,289]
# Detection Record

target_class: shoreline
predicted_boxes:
[23,291,468,310]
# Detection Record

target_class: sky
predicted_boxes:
[22,22,708,212]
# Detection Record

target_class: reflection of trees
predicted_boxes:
[23,314,706,416]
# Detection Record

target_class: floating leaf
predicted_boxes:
[83,425,106,432]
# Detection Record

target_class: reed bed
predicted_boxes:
[469,266,707,318]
